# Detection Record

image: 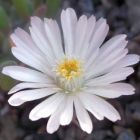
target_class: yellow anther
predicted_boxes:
[56,58,82,80]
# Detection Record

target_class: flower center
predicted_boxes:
[56,58,82,80]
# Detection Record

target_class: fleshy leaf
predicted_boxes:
[46,0,61,17]
[0,6,9,31]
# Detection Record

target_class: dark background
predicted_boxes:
[0,0,140,140]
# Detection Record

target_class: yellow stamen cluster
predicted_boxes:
[57,59,82,80]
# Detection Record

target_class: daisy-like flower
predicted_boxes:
[2,8,139,134]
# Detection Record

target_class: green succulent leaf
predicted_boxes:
[12,0,33,19]
[0,6,9,30]
[46,0,61,17]
[0,74,15,91]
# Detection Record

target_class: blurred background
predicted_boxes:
[0,0,140,140]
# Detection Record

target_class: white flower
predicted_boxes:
[2,8,139,134]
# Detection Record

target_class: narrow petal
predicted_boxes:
[80,15,96,59]
[86,83,135,98]
[29,93,65,121]
[11,47,51,75]
[112,54,140,70]
[47,98,66,134]
[98,34,127,60]
[86,48,128,79]
[85,47,99,70]
[8,82,57,94]
[86,67,134,86]
[11,33,49,66]
[47,109,61,134]
[74,97,93,134]
[60,95,74,125]
[88,18,109,55]
[98,40,128,64]
[85,18,110,71]
[44,18,64,59]
[78,93,104,120]
[13,28,43,52]
[74,15,88,56]
[86,16,96,43]
[61,8,77,56]
[86,37,128,78]
[80,93,121,122]
[2,66,51,83]
[29,17,55,63]
[8,88,59,106]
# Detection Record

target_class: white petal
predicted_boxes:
[30,17,55,63]
[86,48,128,79]
[11,47,51,75]
[80,15,96,59]
[86,16,96,43]
[86,83,135,98]
[13,28,42,52]
[86,67,134,86]
[98,40,128,64]
[80,93,121,122]
[85,18,109,71]
[98,34,127,60]
[11,33,49,66]
[88,18,109,54]
[47,98,66,134]
[78,93,104,120]
[60,95,74,125]
[8,82,57,94]
[74,15,88,56]
[2,66,51,83]
[112,54,140,70]
[85,47,99,70]
[29,93,65,121]
[47,109,61,134]
[74,97,93,134]
[86,37,128,78]
[8,87,59,106]
[44,18,64,59]
[11,47,42,71]
[11,29,53,71]
[61,8,77,56]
